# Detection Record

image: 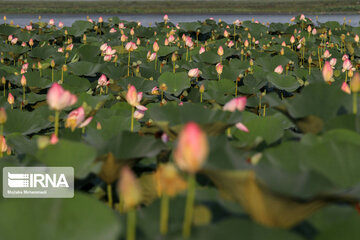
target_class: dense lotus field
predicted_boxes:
[1,14,360,240]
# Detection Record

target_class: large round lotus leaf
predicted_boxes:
[101,131,166,160]
[148,102,242,134]
[255,141,335,199]
[76,44,101,61]
[285,82,349,120]
[29,45,58,59]
[118,77,157,93]
[267,72,301,92]
[324,114,360,132]
[309,205,360,240]
[68,61,103,76]
[0,192,121,240]
[203,79,235,104]
[67,20,94,37]
[158,71,190,96]
[179,22,202,32]
[157,46,179,57]
[255,55,291,72]
[4,109,51,135]
[35,139,97,178]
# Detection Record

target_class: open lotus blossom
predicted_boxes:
[147,52,157,61]
[342,59,354,72]
[66,44,73,51]
[118,166,142,210]
[185,37,193,48]
[97,74,109,88]
[330,58,337,68]
[100,43,108,52]
[126,85,146,110]
[46,83,77,111]
[299,14,306,21]
[341,82,351,95]
[342,54,349,61]
[227,41,234,48]
[119,23,125,29]
[223,96,247,112]
[109,28,117,33]
[322,61,334,83]
[125,42,137,52]
[25,25,32,31]
[323,50,331,59]
[188,68,201,78]
[11,38,18,45]
[168,35,175,43]
[57,47,64,53]
[174,122,209,173]
[274,65,283,74]
[65,106,85,131]
[120,34,128,42]
[105,46,116,55]
[235,122,249,132]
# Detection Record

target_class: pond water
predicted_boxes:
[3,13,360,26]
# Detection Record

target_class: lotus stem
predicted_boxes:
[107,184,113,208]
[22,85,26,106]
[227,127,231,137]
[182,174,196,239]
[54,110,60,137]
[128,52,131,77]
[161,90,164,102]
[160,194,170,235]
[263,104,266,117]
[130,106,134,132]
[52,67,54,82]
[127,209,136,240]
[200,93,203,103]
[353,92,358,114]
[0,124,3,158]
[155,57,157,71]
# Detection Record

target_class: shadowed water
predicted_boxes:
[3,13,360,26]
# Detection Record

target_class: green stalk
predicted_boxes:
[54,110,60,137]
[155,56,157,71]
[182,174,196,239]
[128,51,131,76]
[235,80,238,97]
[161,90,164,102]
[22,86,26,107]
[227,127,231,137]
[127,209,136,240]
[130,106,135,132]
[52,67,54,82]
[0,124,3,158]
[160,194,170,235]
[107,184,113,208]
[200,93,203,103]
[353,92,358,114]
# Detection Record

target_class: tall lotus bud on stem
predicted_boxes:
[7,93,14,109]
[308,56,312,75]
[174,122,209,238]
[171,52,177,73]
[47,83,77,137]
[29,38,34,50]
[217,46,224,63]
[163,14,169,25]
[322,61,334,84]
[199,85,205,103]
[188,68,200,82]
[51,59,55,82]
[3,15,6,25]
[155,163,187,235]
[38,61,42,77]
[61,65,67,83]
[216,63,223,80]
[126,85,142,132]
[350,72,360,114]
[118,166,142,240]
[153,41,160,70]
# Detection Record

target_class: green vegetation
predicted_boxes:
[0,0,359,14]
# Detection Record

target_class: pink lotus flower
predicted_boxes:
[121,34,128,42]
[299,14,306,21]
[46,83,77,111]
[105,46,116,55]
[174,122,209,173]
[199,46,205,54]
[58,21,64,28]
[79,116,93,128]
[126,85,141,107]
[342,59,354,72]
[109,28,117,33]
[224,30,229,38]
[188,68,201,78]
[97,74,109,88]
[66,44,73,51]
[100,43,108,52]
[29,38,34,46]
[119,23,125,29]
[185,37,194,48]
[290,17,295,22]
[104,55,112,62]
[25,25,32,31]
[342,54,349,61]
[11,38,18,45]
[57,47,64,53]
[168,35,175,43]
[134,109,145,120]
[164,38,169,46]
[48,19,55,26]
[136,38,140,45]
[21,42,26,47]
[50,134,59,144]
[0,136,7,152]
[153,41,159,52]
[216,63,223,75]
[355,35,359,43]
[312,28,317,35]
[118,166,142,210]
[223,96,247,112]
[98,17,103,23]
[341,82,351,94]
[125,42,137,52]
[322,61,334,83]
[88,18,93,23]
[7,93,14,105]
[290,35,295,44]
[244,39,249,48]
[8,35,13,41]
[163,14,169,22]
[228,41,234,48]
[274,65,283,74]
[130,28,135,36]
[65,106,85,131]
[307,25,312,33]
[217,46,224,56]
[148,52,157,62]
[330,58,337,68]
[20,75,26,86]
[323,50,331,59]
[235,122,249,132]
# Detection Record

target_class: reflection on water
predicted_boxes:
[4,13,360,26]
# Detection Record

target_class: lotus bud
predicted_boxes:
[188,68,200,78]
[51,60,55,68]
[223,96,247,112]
[351,72,360,93]
[199,85,205,94]
[217,46,224,56]
[7,93,14,105]
[322,61,334,83]
[341,82,351,95]
[274,65,283,74]
[126,85,139,107]
[174,122,209,173]
[20,75,26,86]
[0,108,7,124]
[216,63,223,75]
[47,83,77,111]
[153,41,159,52]
[118,166,142,210]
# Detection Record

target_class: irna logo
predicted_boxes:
[7,172,69,188]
